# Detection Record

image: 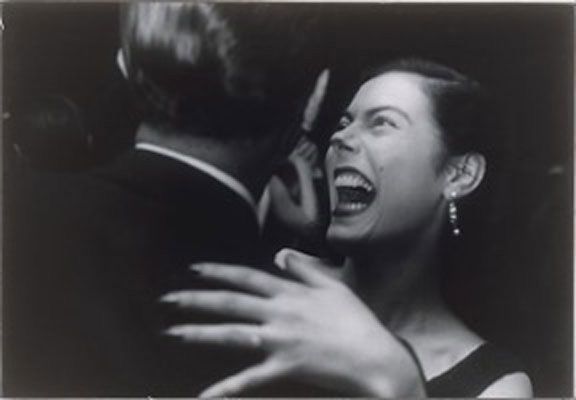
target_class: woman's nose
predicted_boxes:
[329,128,359,154]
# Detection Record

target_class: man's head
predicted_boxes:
[120,2,324,144]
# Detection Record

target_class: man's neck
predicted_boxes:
[136,123,272,201]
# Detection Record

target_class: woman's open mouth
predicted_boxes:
[332,167,376,216]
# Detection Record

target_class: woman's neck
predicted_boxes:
[342,222,485,380]
[344,226,447,335]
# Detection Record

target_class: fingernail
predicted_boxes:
[159,292,180,303]
[163,326,184,336]
[274,249,288,270]
[189,263,206,274]
[163,327,179,337]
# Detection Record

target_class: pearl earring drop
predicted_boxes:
[448,192,461,237]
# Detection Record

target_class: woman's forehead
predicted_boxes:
[349,72,432,117]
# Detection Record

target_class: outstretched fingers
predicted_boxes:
[161,290,271,321]
[164,323,264,349]
[189,262,301,297]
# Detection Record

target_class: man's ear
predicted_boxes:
[443,152,486,200]
[301,69,330,132]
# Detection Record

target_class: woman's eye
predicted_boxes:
[372,115,398,129]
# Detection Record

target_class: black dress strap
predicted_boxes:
[425,343,526,397]
[396,337,428,385]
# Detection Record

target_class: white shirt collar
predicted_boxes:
[135,142,265,226]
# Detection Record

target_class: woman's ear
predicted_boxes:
[443,152,486,199]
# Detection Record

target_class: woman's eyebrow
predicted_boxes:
[365,106,412,124]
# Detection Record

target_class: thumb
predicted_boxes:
[274,248,342,287]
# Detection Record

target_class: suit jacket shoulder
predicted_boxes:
[4,149,264,396]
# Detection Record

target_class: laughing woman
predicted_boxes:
[162,59,533,398]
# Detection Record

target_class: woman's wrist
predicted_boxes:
[351,344,427,397]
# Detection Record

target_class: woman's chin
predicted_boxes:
[326,223,367,255]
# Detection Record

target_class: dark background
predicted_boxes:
[4,3,573,396]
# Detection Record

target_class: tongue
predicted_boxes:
[337,187,372,204]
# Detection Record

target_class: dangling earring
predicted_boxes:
[448,192,461,237]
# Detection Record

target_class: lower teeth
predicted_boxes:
[339,202,367,211]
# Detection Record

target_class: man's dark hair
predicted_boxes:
[120,2,323,139]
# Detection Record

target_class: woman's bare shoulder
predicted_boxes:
[404,308,484,380]
[478,372,533,398]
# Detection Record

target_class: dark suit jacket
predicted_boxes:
[5,149,270,396]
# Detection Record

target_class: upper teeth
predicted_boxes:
[334,173,374,192]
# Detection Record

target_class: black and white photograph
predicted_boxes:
[2,2,573,397]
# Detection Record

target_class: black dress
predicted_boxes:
[403,341,527,397]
